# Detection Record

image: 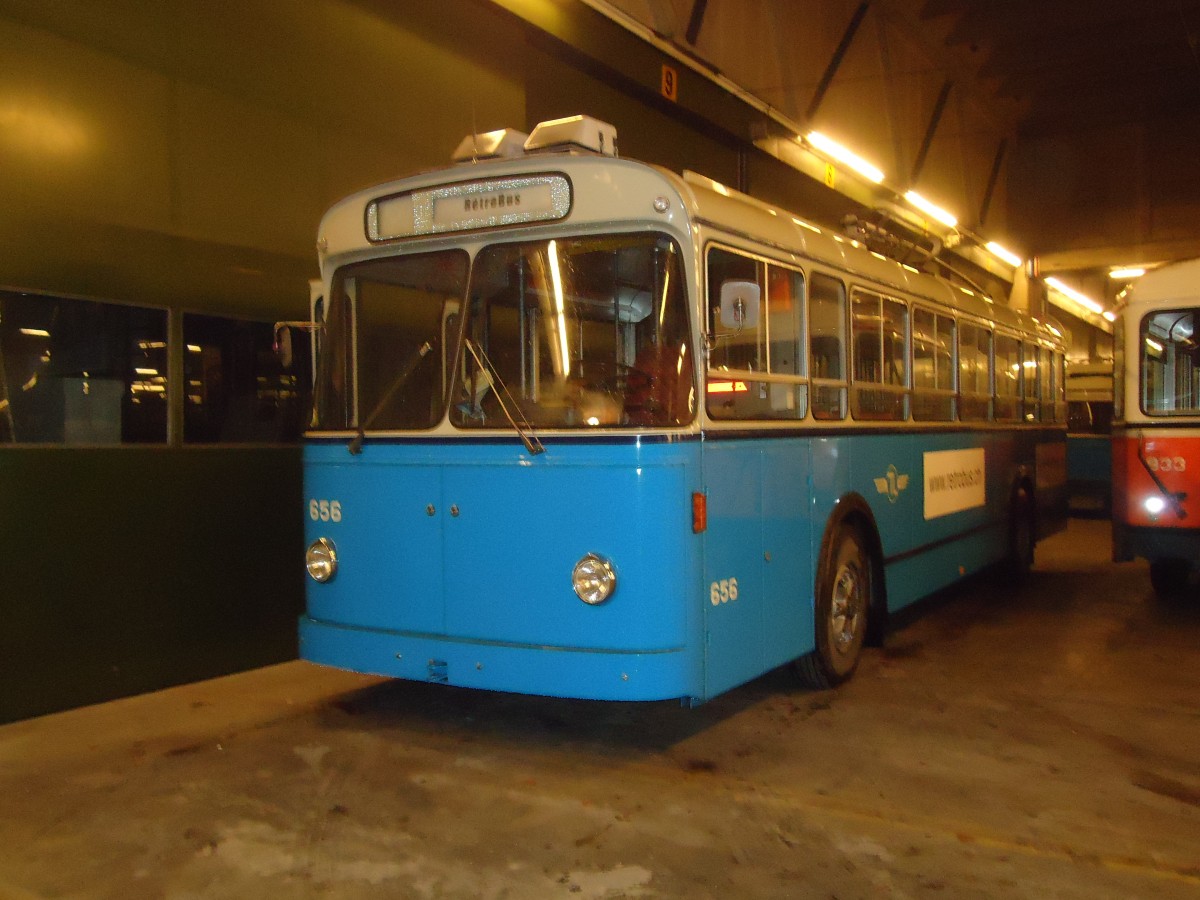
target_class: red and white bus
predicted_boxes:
[1112,258,1200,597]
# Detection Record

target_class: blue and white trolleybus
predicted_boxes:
[294,115,1069,703]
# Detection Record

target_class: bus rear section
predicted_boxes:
[1066,361,1114,515]
[1112,262,1200,597]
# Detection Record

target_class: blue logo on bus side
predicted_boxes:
[873,465,910,504]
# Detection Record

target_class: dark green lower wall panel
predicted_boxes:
[1,447,304,723]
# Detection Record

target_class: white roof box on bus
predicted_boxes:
[451,128,530,163]
[524,115,618,157]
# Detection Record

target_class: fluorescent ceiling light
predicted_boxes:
[1109,267,1145,279]
[904,191,958,228]
[804,132,884,184]
[985,241,1022,268]
[1045,276,1105,315]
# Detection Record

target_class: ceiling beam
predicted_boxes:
[805,1,871,124]
[1036,237,1200,274]
[977,137,1007,227]
[910,79,952,185]
[684,0,707,45]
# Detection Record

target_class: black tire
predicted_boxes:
[1150,558,1192,599]
[796,522,872,689]
[1005,485,1035,582]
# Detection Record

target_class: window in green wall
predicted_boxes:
[0,290,167,444]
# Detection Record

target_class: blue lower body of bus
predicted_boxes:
[298,428,1066,703]
[299,619,693,701]
[299,436,704,702]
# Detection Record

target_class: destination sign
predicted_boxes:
[368,174,571,241]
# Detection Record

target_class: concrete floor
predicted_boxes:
[1,518,1197,899]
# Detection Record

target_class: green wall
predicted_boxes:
[0,0,527,315]
[0,0,796,721]
[0,448,304,722]
[0,0,528,721]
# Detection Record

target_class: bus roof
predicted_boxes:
[1122,257,1200,309]
[668,169,1058,343]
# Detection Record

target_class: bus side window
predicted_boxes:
[993,333,1021,421]
[912,306,955,421]
[1037,346,1055,422]
[707,248,763,372]
[1022,344,1041,422]
[851,289,908,421]
[958,321,991,421]
[705,246,767,420]
[808,272,847,420]
[1055,352,1069,422]
[765,264,807,418]
[704,254,809,422]
[1044,348,1056,422]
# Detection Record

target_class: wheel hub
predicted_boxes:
[831,563,863,649]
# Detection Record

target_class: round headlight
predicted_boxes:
[572,553,616,605]
[306,538,338,583]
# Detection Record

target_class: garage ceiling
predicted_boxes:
[586,0,1200,319]
[914,0,1200,139]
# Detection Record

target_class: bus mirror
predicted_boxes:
[719,281,760,330]
[274,323,294,368]
[275,320,325,368]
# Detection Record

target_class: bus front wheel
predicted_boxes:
[796,522,872,689]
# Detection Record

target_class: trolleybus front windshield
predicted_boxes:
[1142,308,1200,414]
[452,233,693,430]
[314,233,694,434]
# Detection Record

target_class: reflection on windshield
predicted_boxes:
[451,233,694,429]
[312,234,695,434]
[1143,308,1200,414]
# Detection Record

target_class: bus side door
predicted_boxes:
[701,438,814,697]
[702,440,765,698]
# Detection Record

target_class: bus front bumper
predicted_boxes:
[299,616,697,703]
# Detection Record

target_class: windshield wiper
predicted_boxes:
[348,340,433,455]
[463,338,545,455]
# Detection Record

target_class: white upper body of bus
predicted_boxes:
[317,116,1051,334]
[1115,257,1200,426]
[307,115,1064,439]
